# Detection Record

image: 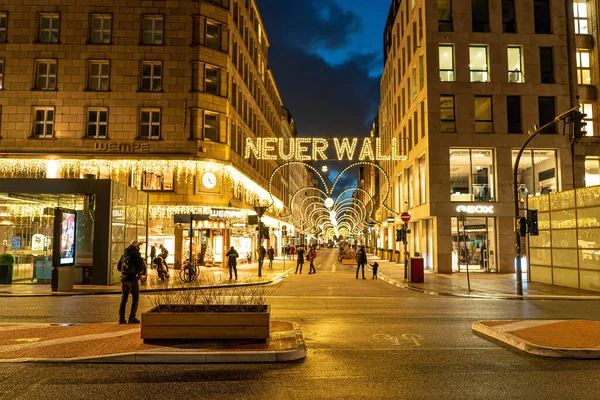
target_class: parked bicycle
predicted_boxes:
[179,259,199,283]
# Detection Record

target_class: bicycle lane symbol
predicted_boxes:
[372,333,423,347]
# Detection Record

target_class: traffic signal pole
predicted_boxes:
[513,106,579,296]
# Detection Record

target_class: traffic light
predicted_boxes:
[573,110,587,140]
[396,228,406,242]
[527,209,539,236]
[517,217,528,236]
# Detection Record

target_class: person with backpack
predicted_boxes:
[267,246,275,269]
[118,240,146,324]
[307,246,317,274]
[226,246,239,280]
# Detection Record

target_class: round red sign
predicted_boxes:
[400,212,411,223]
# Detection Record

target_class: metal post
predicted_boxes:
[403,223,408,279]
[460,213,471,292]
[189,213,194,269]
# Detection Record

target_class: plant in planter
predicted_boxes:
[142,273,275,342]
[0,253,14,284]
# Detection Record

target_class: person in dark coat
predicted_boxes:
[295,246,305,274]
[356,245,367,279]
[307,246,317,274]
[149,244,157,265]
[267,246,275,269]
[370,262,379,279]
[226,246,239,280]
[118,240,146,324]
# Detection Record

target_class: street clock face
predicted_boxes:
[202,172,217,189]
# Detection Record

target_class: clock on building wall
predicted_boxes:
[202,172,217,189]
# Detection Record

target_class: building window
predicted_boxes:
[88,61,110,91]
[0,58,4,89]
[534,0,551,34]
[411,68,417,99]
[507,96,522,134]
[38,14,60,43]
[192,62,221,95]
[472,0,490,32]
[139,109,161,139]
[538,96,556,134]
[191,109,221,142]
[576,50,592,85]
[206,20,222,51]
[450,149,495,202]
[90,14,112,44]
[407,166,414,209]
[439,44,454,81]
[142,169,173,191]
[140,61,162,92]
[32,107,54,138]
[142,15,164,45]
[469,46,489,82]
[35,60,57,90]
[573,0,589,34]
[475,96,493,133]
[418,156,426,205]
[419,55,424,89]
[502,0,516,33]
[0,13,7,43]
[441,95,455,133]
[507,46,524,83]
[513,149,558,195]
[581,103,594,136]
[539,47,554,84]
[86,109,108,138]
[584,156,600,187]
[438,0,452,31]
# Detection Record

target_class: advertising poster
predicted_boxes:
[60,211,76,265]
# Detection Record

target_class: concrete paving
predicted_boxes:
[0,321,306,363]
[473,320,600,358]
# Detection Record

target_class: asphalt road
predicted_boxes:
[2,249,600,399]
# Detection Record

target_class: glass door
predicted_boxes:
[452,216,497,272]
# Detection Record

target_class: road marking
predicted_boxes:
[332,263,337,273]
[372,333,423,347]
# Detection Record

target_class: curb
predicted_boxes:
[472,321,600,359]
[0,269,295,298]
[0,322,307,364]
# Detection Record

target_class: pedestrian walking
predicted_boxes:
[226,246,239,280]
[295,246,305,274]
[370,262,379,279]
[117,240,146,324]
[267,246,275,269]
[307,246,317,274]
[356,245,367,279]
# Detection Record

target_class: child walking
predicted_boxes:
[370,262,379,279]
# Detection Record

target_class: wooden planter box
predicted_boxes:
[141,305,270,341]
[341,259,356,265]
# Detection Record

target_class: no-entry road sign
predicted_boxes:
[400,212,411,223]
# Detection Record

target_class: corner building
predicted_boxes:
[377,0,595,274]
[0,0,310,285]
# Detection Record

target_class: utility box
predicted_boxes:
[410,257,424,283]
[57,266,74,292]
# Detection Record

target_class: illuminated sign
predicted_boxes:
[245,137,406,161]
[456,205,495,214]
[210,208,243,219]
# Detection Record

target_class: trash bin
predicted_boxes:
[57,266,74,292]
[410,257,424,283]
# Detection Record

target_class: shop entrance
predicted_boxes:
[451,216,497,272]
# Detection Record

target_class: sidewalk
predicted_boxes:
[473,320,600,358]
[0,257,293,297]
[367,253,600,299]
[0,321,306,363]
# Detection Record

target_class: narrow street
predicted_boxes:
[2,249,600,399]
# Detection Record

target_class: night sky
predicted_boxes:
[256,0,390,138]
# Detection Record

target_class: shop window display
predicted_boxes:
[450,149,495,202]
[512,149,558,197]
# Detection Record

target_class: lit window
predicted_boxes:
[581,103,594,136]
[440,95,455,133]
[475,96,493,133]
[140,61,162,91]
[35,60,57,90]
[576,50,592,84]
[139,109,161,139]
[32,107,54,138]
[507,46,524,83]
[90,14,111,44]
[513,149,558,195]
[88,61,110,91]
[469,45,489,82]
[438,0,452,32]
[419,156,426,205]
[0,13,7,43]
[143,169,173,191]
[450,149,495,202]
[573,0,589,34]
[439,44,454,81]
[142,15,164,45]
[38,14,60,43]
[584,156,600,187]
[87,109,108,138]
